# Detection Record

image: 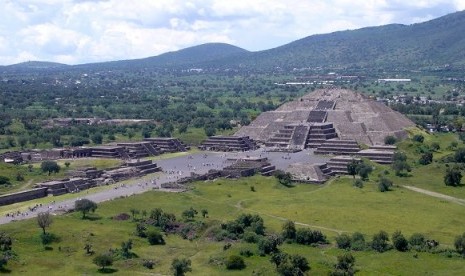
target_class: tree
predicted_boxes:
[93,253,113,271]
[272,253,310,276]
[37,212,52,235]
[371,230,390,253]
[454,232,465,256]
[171,258,192,276]
[384,135,397,145]
[225,255,246,270]
[274,170,293,187]
[64,162,71,168]
[409,233,426,251]
[75,198,98,219]
[392,231,409,252]
[378,177,393,192]
[40,160,60,175]
[281,220,296,240]
[444,166,462,187]
[204,126,216,137]
[392,160,411,177]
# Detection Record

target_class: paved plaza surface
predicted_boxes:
[0,149,329,225]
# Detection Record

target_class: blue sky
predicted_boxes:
[0,0,464,65]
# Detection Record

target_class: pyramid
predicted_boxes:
[235,88,414,146]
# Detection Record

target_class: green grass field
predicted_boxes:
[0,174,464,275]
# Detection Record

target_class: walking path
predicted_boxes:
[403,185,465,206]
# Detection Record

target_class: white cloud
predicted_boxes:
[0,0,463,65]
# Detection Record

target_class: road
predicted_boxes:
[0,148,329,225]
[403,185,465,206]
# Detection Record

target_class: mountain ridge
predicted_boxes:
[4,10,465,71]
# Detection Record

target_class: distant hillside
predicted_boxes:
[240,10,465,70]
[5,10,465,72]
[75,43,249,70]
[6,61,68,69]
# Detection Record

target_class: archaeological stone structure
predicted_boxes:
[199,135,258,152]
[236,88,414,148]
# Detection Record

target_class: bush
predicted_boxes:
[384,135,397,145]
[371,230,390,253]
[142,259,155,269]
[378,177,393,192]
[295,229,326,245]
[240,249,254,257]
[351,232,366,251]
[454,232,465,256]
[225,255,246,270]
[353,179,363,188]
[243,231,259,243]
[0,176,11,186]
[147,230,165,245]
[392,231,409,252]
[444,166,462,186]
[412,134,424,143]
[335,234,352,250]
[409,233,426,251]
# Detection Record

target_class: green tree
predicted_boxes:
[351,232,366,251]
[444,166,462,186]
[93,253,113,271]
[37,212,52,235]
[392,230,409,252]
[201,209,208,218]
[409,233,426,251]
[356,162,372,181]
[40,160,61,175]
[74,198,98,219]
[120,239,133,259]
[171,258,192,276]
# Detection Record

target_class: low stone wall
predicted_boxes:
[0,188,48,206]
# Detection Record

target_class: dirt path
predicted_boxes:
[403,186,465,206]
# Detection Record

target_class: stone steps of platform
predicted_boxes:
[140,168,160,175]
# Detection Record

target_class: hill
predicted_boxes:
[4,10,465,72]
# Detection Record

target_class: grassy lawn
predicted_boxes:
[0,175,464,275]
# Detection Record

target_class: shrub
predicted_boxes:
[454,232,465,256]
[409,233,426,251]
[412,134,424,143]
[0,176,11,186]
[378,177,393,192]
[353,179,363,188]
[335,234,352,250]
[371,230,390,253]
[392,231,409,252]
[419,152,433,165]
[147,230,165,245]
[142,259,155,269]
[240,249,254,257]
[384,135,397,145]
[444,166,462,186]
[351,232,366,251]
[225,255,246,270]
[295,229,326,245]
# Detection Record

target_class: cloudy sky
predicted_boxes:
[0,0,464,65]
